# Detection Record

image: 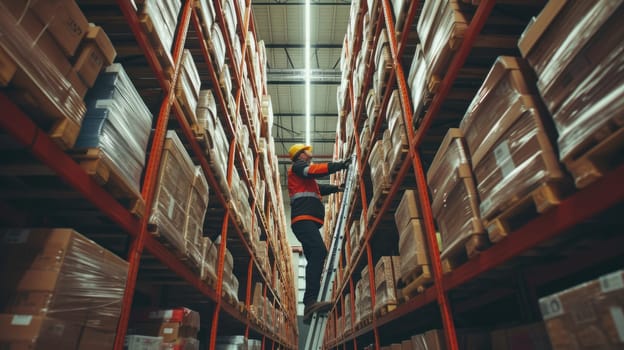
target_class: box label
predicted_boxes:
[494,141,515,179]
[539,296,564,320]
[11,315,32,326]
[2,230,29,244]
[600,271,624,293]
[163,327,174,334]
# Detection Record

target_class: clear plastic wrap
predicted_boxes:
[184,167,209,269]
[369,140,389,192]
[373,256,399,314]
[200,237,217,282]
[196,89,218,132]
[0,2,86,125]
[349,220,360,259]
[539,270,624,349]
[0,315,83,350]
[177,50,201,124]
[161,337,199,350]
[197,0,215,34]
[398,219,430,282]
[150,131,196,253]
[209,23,226,73]
[125,335,163,350]
[459,56,536,155]
[143,0,181,62]
[77,63,153,195]
[356,268,373,322]
[394,190,422,233]
[470,96,563,221]
[223,0,238,45]
[427,129,483,258]
[260,95,273,138]
[0,228,128,332]
[344,293,352,334]
[425,1,468,77]
[409,45,429,120]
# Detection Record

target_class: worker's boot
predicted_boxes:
[303,301,332,325]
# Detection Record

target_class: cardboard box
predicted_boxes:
[30,0,89,56]
[398,219,430,281]
[395,190,422,232]
[74,25,116,88]
[78,326,116,350]
[0,314,82,350]
[539,270,624,349]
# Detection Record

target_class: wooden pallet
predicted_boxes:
[426,19,468,94]
[562,119,624,189]
[355,314,373,330]
[483,180,570,243]
[374,302,397,318]
[138,12,174,80]
[70,148,146,217]
[441,233,489,274]
[401,265,433,299]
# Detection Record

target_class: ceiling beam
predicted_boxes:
[267,68,341,85]
[264,43,342,49]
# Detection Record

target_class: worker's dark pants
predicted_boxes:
[292,220,328,307]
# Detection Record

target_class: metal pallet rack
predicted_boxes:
[0,0,297,349]
[324,0,624,349]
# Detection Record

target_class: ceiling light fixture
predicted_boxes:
[304,0,311,146]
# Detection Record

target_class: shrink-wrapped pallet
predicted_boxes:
[459,57,564,230]
[344,293,352,335]
[184,167,209,268]
[349,220,360,261]
[76,63,153,196]
[176,49,201,125]
[200,237,217,282]
[373,256,400,314]
[417,0,469,91]
[539,270,624,349]
[397,219,430,283]
[519,0,624,188]
[427,128,484,259]
[408,45,429,121]
[196,0,215,35]
[394,190,422,233]
[142,0,181,65]
[0,229,128,330]
[129,307,200,347]
[209,23,226,73]
[150,131,195,253]
[369,140,389,192]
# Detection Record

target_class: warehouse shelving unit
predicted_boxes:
[0,0,297,349]
[324,0,624,349]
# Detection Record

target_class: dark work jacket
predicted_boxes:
[287,159,343,226]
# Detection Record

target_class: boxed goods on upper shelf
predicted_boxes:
[75,63,153,197]
[373,256,400,315]
[0,228,128,350]
[184,167,210,268]
[129,307,200,350]
[138,0,181,69]
[176,49,201,126]
[427,128,487,261]
[519,0,624,188]
[459,56,565,242]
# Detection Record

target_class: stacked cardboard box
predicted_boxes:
[0,0,116,148]
[428,128,485,260]
[368,140,389,220]
[374,29,393,102]
[140,0,181,67]
[394,190,430,285]
[0,228,128,350]
[459,57,564,241]
[200,237,217,283]
[385,90,409,174]
[355,266,373,325]
[129,308,200,350]
[344,292,353,335]
[539,270,624,349]
[184,167,210,268]
[261,95,274,139]
[150,131,197,257]
[374,256,400,315]
[417,0,470,92]
[216,336,262,349]
[125,335,163,350]
[215,241,239,303]
[76,63,153,200]
[349,220,360,264]
[519,0,624,188]
[176,49,201,125]
[196,89,230,198]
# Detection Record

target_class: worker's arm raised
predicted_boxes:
[292,159,347,178]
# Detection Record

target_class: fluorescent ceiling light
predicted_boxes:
[305,0,311,146]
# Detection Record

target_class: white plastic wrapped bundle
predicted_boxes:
[200,237,217,282]
[77,64,153,196]
[209,23,226,73]
[184,167,209,268]
[143,0,181,63]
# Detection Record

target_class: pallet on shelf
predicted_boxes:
[70,148,146,217]
[401,264,433,299]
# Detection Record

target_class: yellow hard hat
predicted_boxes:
[288,144,312,160]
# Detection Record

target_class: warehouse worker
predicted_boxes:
[287,143,350,324]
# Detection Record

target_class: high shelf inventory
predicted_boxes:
[324,0,623,349]
[0,0,297,349]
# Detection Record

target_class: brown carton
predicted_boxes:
[490,322,551,350]
[398,219,430,282]
[30,0,90,56]
[0,314,82,350]
[78,326,116,350]
[394,190,422,233]
[539,270,624,349]
[74,25,116,88]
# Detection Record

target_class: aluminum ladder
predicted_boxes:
[304,155,358,350]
